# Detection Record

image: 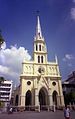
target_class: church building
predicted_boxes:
[14,15,64,109]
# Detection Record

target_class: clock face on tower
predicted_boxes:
[38,66,45,74]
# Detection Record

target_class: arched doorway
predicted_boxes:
[25,90,32,106]
[52,91,58,105]
[15,95,19,106]
[39,87,48,109]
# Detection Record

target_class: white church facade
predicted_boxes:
[14,16,64,109]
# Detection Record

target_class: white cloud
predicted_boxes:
[71,0,75,20]
[65,54,74,60]
[0,65,18,76]
[62,54,75,67]
[63,54,75,61]
[73,0,75,3]
[68,63,72,67]
[71,8,75,20]
[0,44,31,85]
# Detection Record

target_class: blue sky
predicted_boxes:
[0,0,75,85]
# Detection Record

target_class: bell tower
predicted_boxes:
[33,16,48,64]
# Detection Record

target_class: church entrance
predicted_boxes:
[52,91,58,106]
[25,90,32,110]
[39,87,48,110]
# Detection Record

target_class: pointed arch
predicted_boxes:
[25,90,32,106]
[39,87,49,106]
[52,90,58,105]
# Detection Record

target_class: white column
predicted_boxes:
[48,78,53,107]
[60,95,65,106]
[18,95,21,106]
[34,78,39,106]
[58,80,65,106]
[57,95,61,107]
[35,89,39,106]
[34,78,37,89]
[48,88,53,106]
[20,95,25,106]
[57,95,64,107]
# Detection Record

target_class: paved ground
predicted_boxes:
[0,110,75,119]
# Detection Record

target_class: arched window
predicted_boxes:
[36,44,38,51]
[39,45,41,51]
[38,56,40,63]
[41,56,43,63]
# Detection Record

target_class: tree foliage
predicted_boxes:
[0,101,4,108]
[64,91,75,105]
[0,77,5,84]
[0,31,4,49]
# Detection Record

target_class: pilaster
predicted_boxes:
[20,95,25,106]
[35,89,39,106]
[48,78,53,106]
[34,78,39,106]
[48,89,53,106]
[58,79,64,106]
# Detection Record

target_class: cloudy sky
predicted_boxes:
[0,0,75,85]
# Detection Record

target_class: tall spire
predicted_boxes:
[36,15,43,39]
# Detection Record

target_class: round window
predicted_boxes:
[52,82,56,86]
[27,81,31,85]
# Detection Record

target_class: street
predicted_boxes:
[0,110,75,119]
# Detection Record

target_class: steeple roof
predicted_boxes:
[35,15,44,40]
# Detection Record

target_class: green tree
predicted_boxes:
[0,101,4,108]
[0,77,5,84]
[0,31,4,49]
[0,77,5,107]
[70,91,75,103]
[65,91,75,105]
